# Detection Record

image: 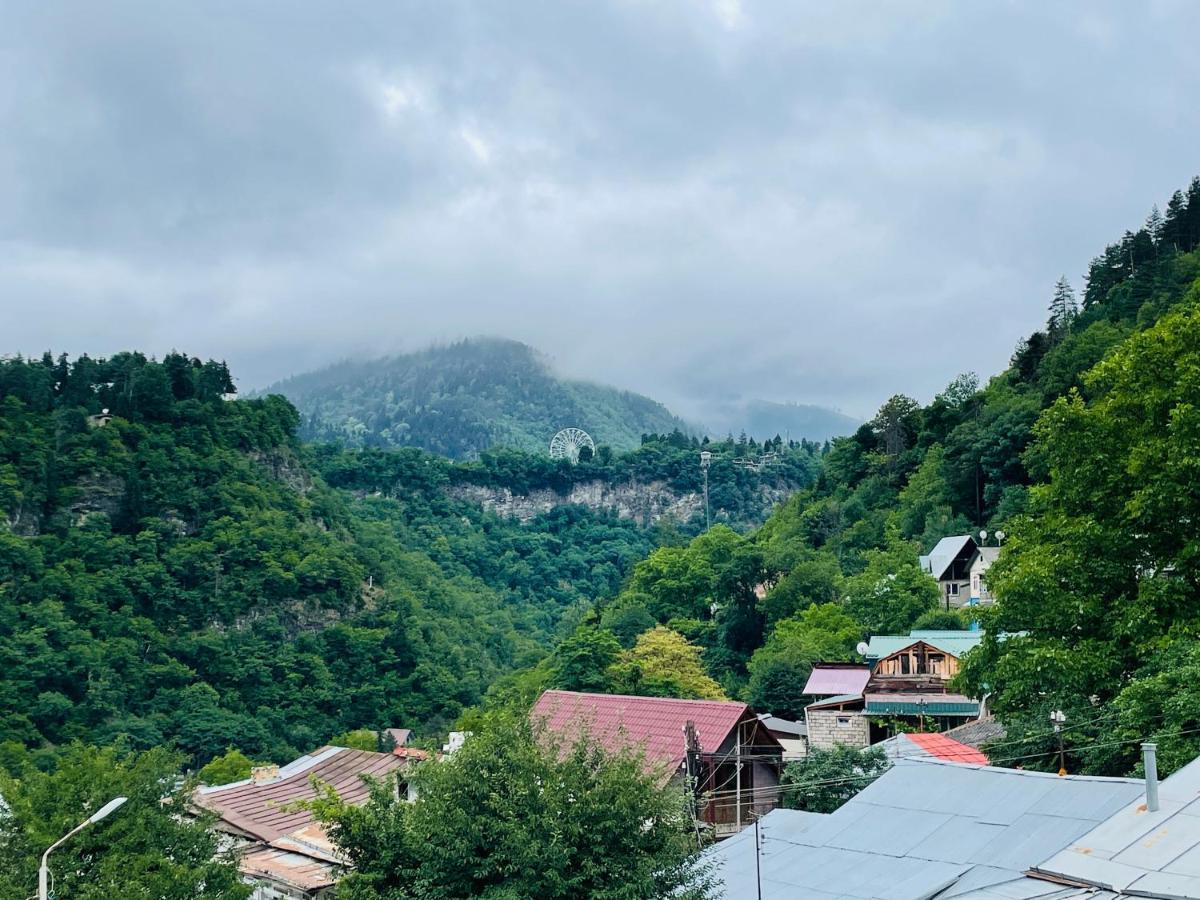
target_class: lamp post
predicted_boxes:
[39,796,127,900]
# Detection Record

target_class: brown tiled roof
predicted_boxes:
[194,746,404,843]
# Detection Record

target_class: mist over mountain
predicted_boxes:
[264,338,692,458]
[707,399,861,443]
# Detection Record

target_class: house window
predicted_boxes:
[949,583,960,596]
[836,716,852,727]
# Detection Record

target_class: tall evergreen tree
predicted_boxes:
[1047,276,1078,342]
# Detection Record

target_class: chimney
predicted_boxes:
[1142,743,1160,812]
[250,764,280,785]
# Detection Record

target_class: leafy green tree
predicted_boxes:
[964,302,1200,763]
[197,747,262,785]
[781,745,890,813]
[759,551,841,626]
[609,627,726,700]
[314,718,711,899]
[332,729,386,752]
[0,744,248,900]
[550,626,623,693]
[843,542,939,633]
[912,608,970,630]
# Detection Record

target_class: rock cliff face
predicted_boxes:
[448,480,702,525]
[448,479,794,526]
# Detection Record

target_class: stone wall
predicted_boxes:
[805,708,870,751]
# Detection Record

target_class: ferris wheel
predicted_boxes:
[549,427,596,463]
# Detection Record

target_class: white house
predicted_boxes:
[968,545,1000,604]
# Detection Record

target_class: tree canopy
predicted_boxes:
[314,718,712,900]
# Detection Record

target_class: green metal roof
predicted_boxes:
[864,697,980,716]
[864,629,984,661]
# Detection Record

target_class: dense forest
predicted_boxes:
[0,349,825,769]
[510,176,1200,779]
[0,353,691,765]
[264,337,694,458]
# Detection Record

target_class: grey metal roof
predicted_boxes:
[924,535,977,580]
[705,758,1143,900]
[758,714,807,737]
[957,756,1200,899]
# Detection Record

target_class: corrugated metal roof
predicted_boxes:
[705,758,1143,900]
[881,732,989,766]
[194,746,406,843]
[804,664,873,697]
[925,535,977,579]
[865,693,980,716]
[758,714,806,738]
[865,630,985,661]
[531,690,767,777]
[986,755,1200,899]
[239,846,339,890]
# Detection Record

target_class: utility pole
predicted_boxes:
[735,724,742,832]
[700,451,711,529]
[1050,710,1067,775]
[754,814,763,900]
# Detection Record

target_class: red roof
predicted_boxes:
[531,690,754,776]
[193,746,406,842]
[803,664,871,697]
[887,732,989,766]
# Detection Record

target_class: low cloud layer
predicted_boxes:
[2,1,1198,420]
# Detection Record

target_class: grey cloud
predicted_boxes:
[2,1,1198,420]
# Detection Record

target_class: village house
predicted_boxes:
[531,690,783,838]
[920,534,1003,607]
[969,544,1000,603]
[191,745,414,900]
[804,631,986,751]
[919,534,978,607]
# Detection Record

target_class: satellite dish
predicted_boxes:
[856,641,870,656]
[549,427,595,464]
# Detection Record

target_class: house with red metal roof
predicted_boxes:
[531,690,784,837]
[192,746,412,899]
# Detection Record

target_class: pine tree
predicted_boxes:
[1147,205,1164,258]
[1048,276,1078,343]
[1162,190,1187,252]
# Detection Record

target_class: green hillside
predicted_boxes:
[0,352,667,764]
[518,176,1200,779]
[264,337,692,458]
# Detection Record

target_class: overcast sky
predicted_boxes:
[2,2,1197,420]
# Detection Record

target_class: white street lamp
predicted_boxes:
[39,796,127,900]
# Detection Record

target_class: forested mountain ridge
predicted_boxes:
[518,177,1200,779]
[0,352,683,764]
[263,337,693,458]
